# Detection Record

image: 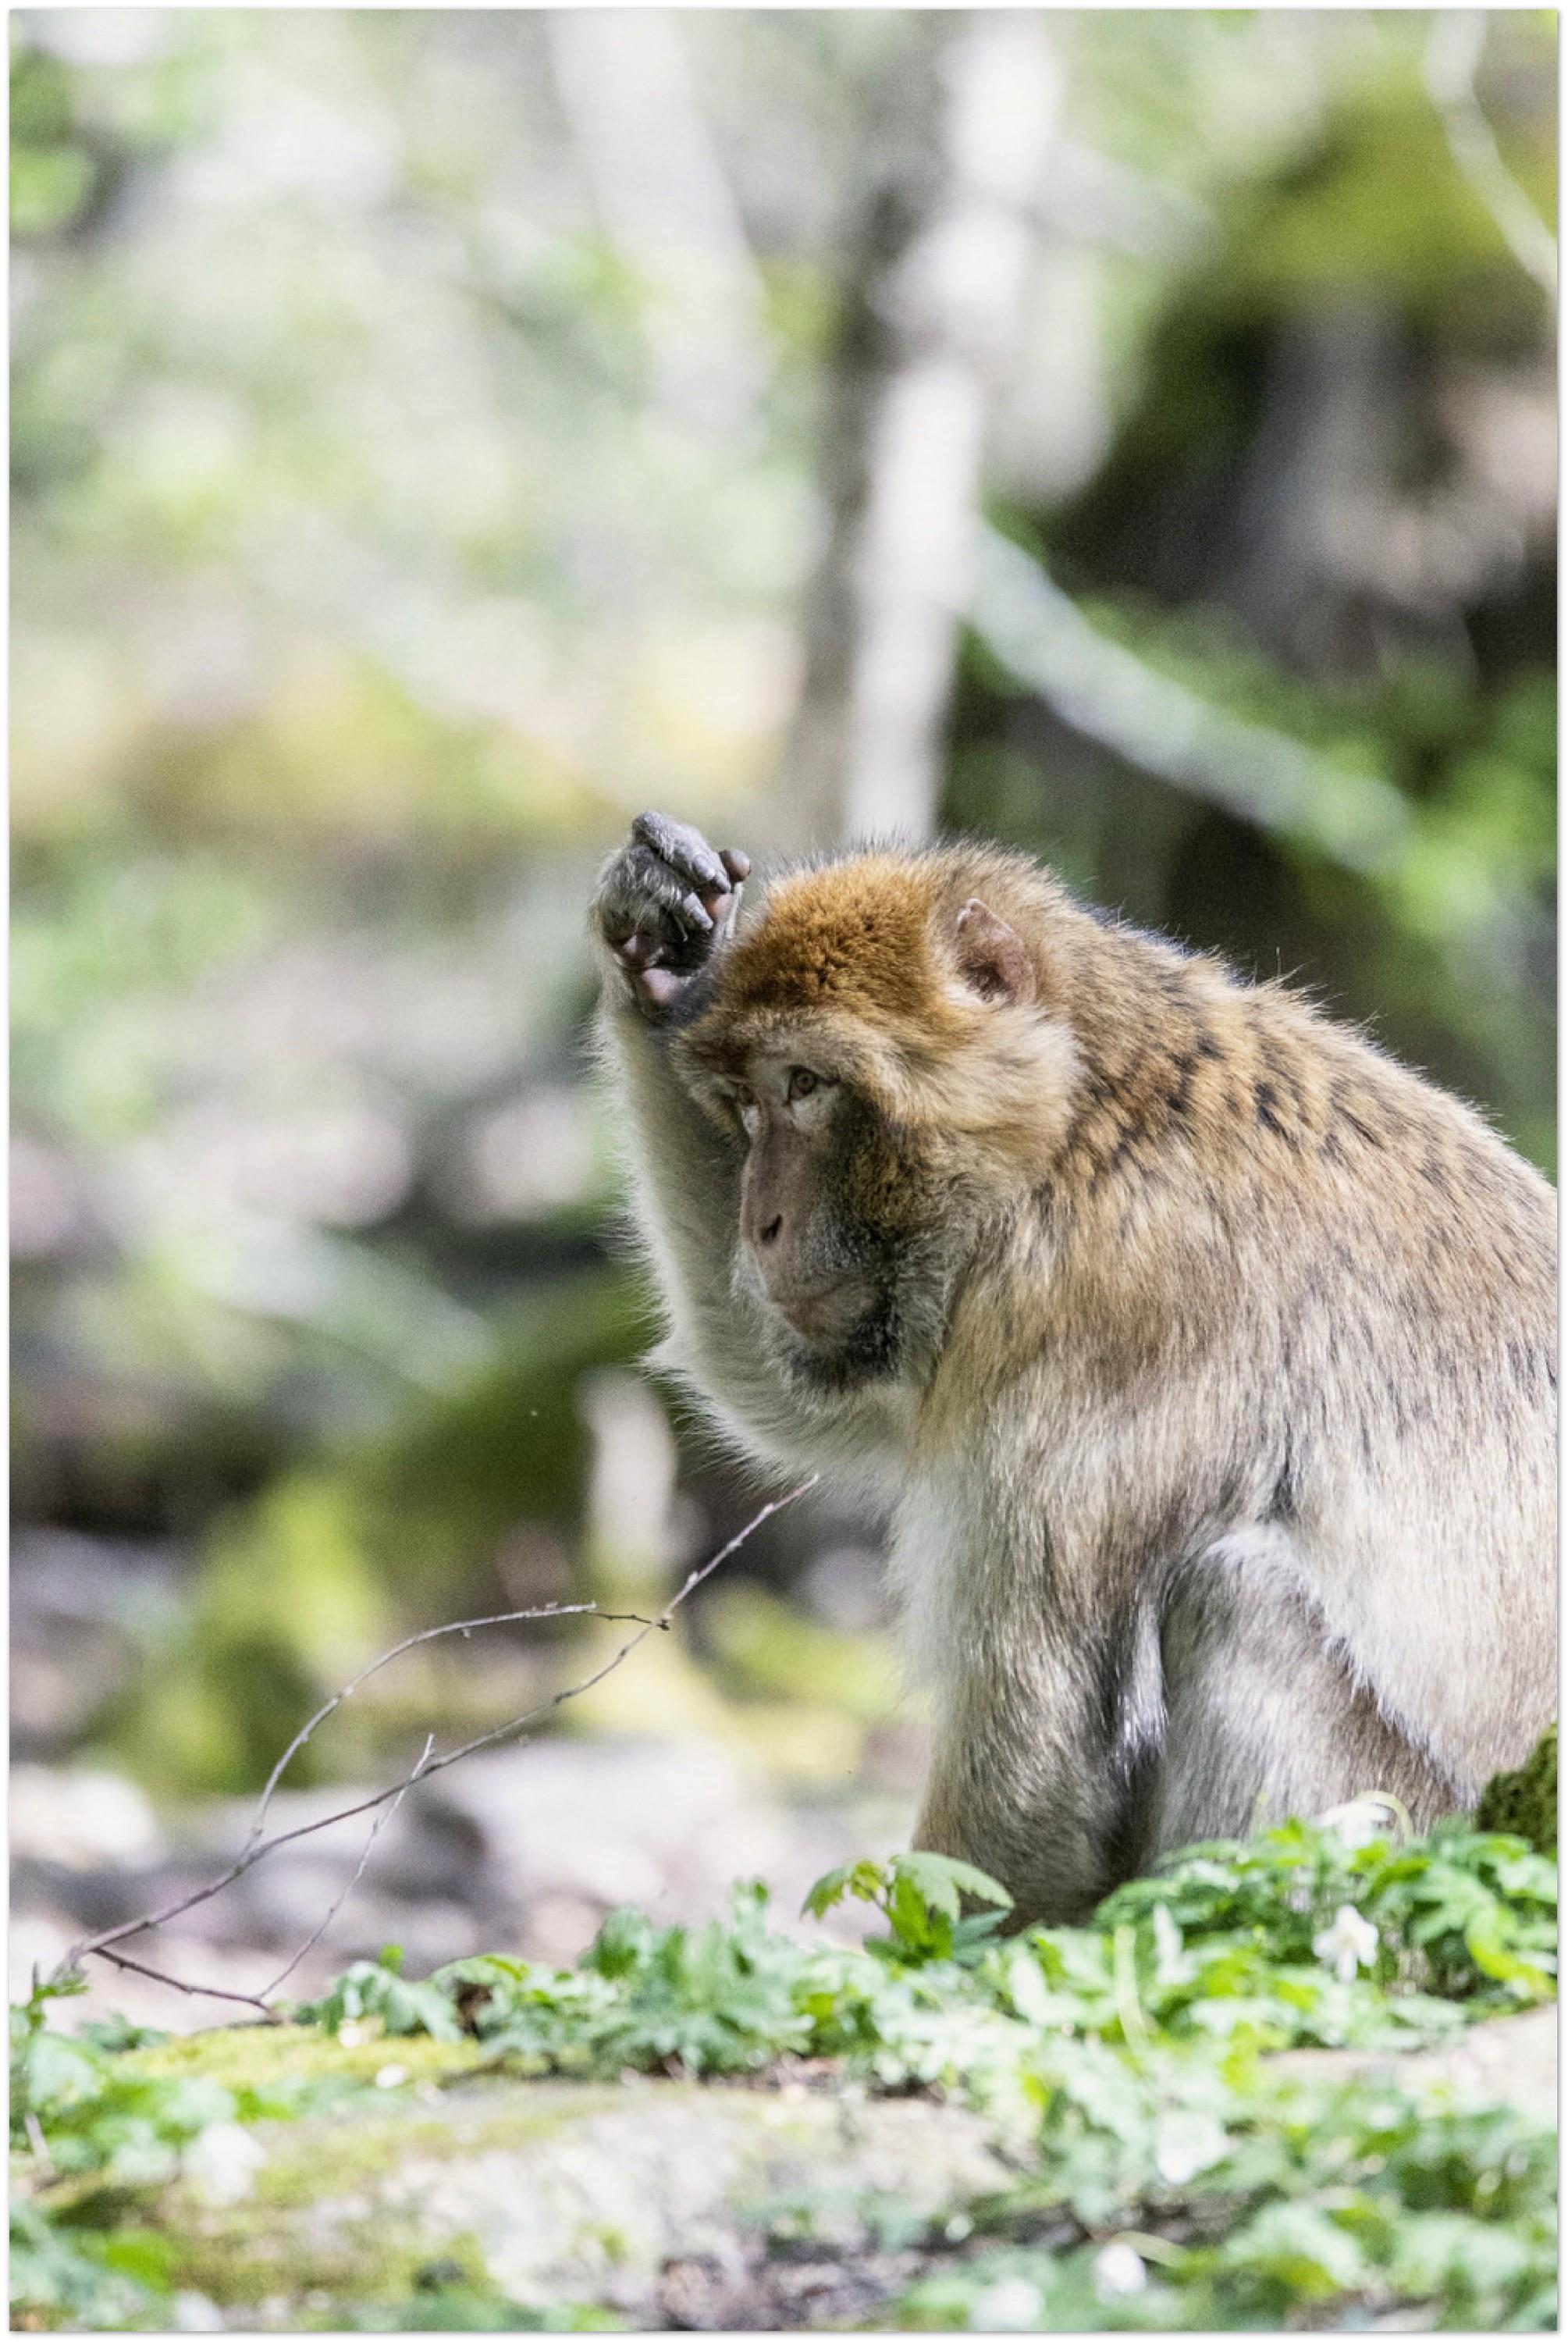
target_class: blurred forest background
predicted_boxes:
[11,8,1556,2018]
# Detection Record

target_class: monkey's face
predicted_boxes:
[675,853,1076,1393]
[717,1052,942,1393]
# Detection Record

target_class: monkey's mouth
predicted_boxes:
[766,1275,902,1392]
[770,1276,875,1344]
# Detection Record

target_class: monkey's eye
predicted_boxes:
[786,1067,824,1105]
[732,1085,761,1139]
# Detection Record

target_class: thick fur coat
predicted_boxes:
[596,831,1557,1923]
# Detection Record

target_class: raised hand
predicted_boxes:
[592,811,751,1016]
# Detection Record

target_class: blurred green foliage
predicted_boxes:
[10,9,1556,1796]
[110,1272,647,1792]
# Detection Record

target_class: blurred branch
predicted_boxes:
[969,526,1413,876]
[788,14,1061,844]
[52,1477,820,2000]
[1424,13,1556,304]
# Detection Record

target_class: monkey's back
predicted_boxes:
[1015,914,1556,1796]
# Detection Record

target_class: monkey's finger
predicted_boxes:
[719,848,751,884]
[695,885,735,927]
[632,811,728,895]
[596,841,700,938]
[666,835,727,892]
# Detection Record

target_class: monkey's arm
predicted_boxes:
[596,1002,753,1372]
[591,817,829,1470]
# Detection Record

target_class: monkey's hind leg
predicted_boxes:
[1148,1535,1459,1858]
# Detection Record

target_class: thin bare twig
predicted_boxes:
[248,1603,657,1847]
[52,1478,819,1995]
[258,1735,436,1999]
[94,1946,279,2020]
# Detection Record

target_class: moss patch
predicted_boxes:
[1477,1726,1558,1857]
[123,2024,487,2096]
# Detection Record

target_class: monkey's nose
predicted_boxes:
[758,1215,783,1248]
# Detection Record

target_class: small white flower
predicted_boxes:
[373,2063,409,2089]
[183,2120,268,2207]
[337,2020,367,2048]
[1153,2111,1228,2187]
[1318,1796,1396,1850]
[969,2275,1044,2330]
[1093,2242,1148,2300]
[1313,1902,1380,1984]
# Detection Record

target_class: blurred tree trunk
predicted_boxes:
[547,10,767,436]
[787,12,1059,845]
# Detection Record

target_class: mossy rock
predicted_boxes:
[18,1992,1558,2330]
[56,2065,1015,2330]
[1476,1725,1557,1856]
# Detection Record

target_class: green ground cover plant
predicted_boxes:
[11,1797,1556,2333]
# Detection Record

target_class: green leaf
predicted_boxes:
[894,1853,1014,1915]
[802,1858,886,1919]
[584,1908,653,1981]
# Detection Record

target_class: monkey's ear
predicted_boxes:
[953,899,1036,1005]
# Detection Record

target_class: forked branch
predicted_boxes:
[51,1477,820,2004]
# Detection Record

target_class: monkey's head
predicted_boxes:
[673,849,1081,1392]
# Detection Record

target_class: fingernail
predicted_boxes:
[679,892,714,932]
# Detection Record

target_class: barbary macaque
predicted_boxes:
[591,811,1556,1924]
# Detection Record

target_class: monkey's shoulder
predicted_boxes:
[1078,945,1550,1230]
